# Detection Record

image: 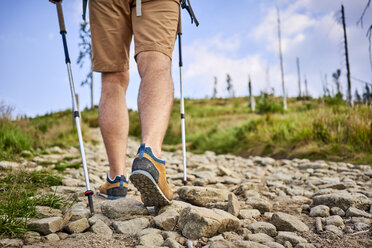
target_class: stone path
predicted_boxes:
[1,128,371,248]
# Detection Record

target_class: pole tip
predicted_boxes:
[182,180,188,186]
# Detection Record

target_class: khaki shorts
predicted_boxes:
[89,0,180,72]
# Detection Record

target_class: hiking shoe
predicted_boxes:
[130,144,173,207]
[98,174,128,200]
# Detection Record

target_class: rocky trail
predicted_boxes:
[1,128,371,248]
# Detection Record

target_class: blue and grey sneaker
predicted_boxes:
[98,175,128,200]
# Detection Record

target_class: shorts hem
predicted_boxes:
[135,45,173,61]
[92,63,129,72]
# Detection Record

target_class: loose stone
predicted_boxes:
[247,222,277,237]
[112,217,150,235]
[65,218,89,234]
[309,205,330,217]
[28,216,64,235]
[271,212,309,232]
[101,198,149,219]
[178,206,239,239]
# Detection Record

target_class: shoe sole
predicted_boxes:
[97,192,126,200]
[130,170,172,207]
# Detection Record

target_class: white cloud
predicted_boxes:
[180,0,372,100]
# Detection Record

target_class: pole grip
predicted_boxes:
[177,9,182,35]
[56,1,66,33]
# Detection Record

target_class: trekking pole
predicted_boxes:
[178,0,199,186]
[177,13,188,186]
[50,0,94,213]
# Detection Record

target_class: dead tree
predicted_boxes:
[277,7,287,110]
[341,5,353,106]
[212,77,218,98]
[77,22,94,109]
[248,75,255,111]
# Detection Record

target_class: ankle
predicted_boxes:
[109,169,126,180]
[141,141,162,158]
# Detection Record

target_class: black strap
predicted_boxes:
[181,0,199,27]
[82,0,88,22]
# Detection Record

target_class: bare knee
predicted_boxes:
[102,71,129,92]
[136,51,171,79]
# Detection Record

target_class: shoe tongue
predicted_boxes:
[138,143,146,158]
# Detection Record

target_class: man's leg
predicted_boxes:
[136,51,174,158]
[99,71,129,178]
[130,51,174,206]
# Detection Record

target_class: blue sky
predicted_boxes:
[0,0,371,117]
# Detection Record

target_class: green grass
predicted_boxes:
[1,97,371,165]
[0,106,94,161]
[0,169,70,238]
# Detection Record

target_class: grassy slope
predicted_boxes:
[1,97,371,164]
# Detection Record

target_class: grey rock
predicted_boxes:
[28,216,64,235]
[246,197,273,213]
[234,240,270,248]
[22,231,42,244]
[345,207,372,218]
[247,233,274,243]
[90,219,113,238]
[349,216,371,225]
[210,240,236,248]
[325,215,344,227]
[65,218,89,234]
[139,233,164,247]
[265,242,285,248]
[343,226,353,233]
[56,232,69,240]
[158,200,191,215]
[112,217,150,235]
[298,162,327,170]
[271,212,309,232]
[136,227,161,237]
[70,206,90,221]
[163,238,182,248]
[315,217,322,233]
[101,198,148,219]
[275,232,308,246]
[62,178,82,187]
[324,225,343,236]
[247,222,277,237]
[177,186,230,206]
[44,233,60,242]
[309,205,330,217]
[35,206,62,218]
[353,222,370,231]
[0,238,23,247]
[88,213,111,226]
[312,192,353,210]
[218,166,233,176]
[206,202,228,210]
[227,193,240,217]
[178,206,240,239]
[154,209,179,231]
[294,244,316,248]
[351,192,371,210]
[239,209,261,219]
[330,207,345,216]
[283,241,293,248]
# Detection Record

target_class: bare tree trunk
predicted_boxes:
[248,75,255,111]
[296,57,302,98]
[341,5,353,107]
[277,7,287,110]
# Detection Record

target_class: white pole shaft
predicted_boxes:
[66,62,91,191]
[179,66,187,182]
